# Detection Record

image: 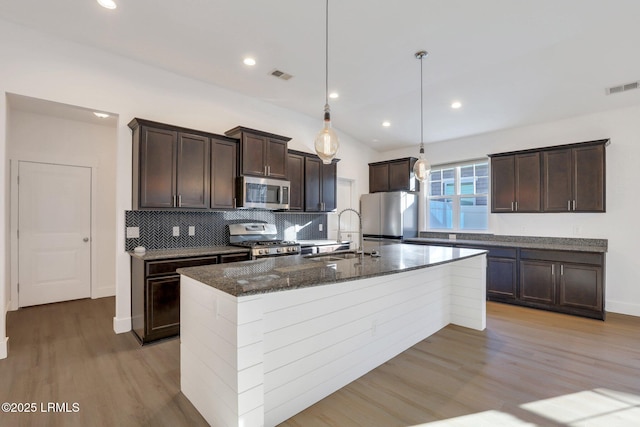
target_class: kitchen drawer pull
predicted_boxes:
[572,200,576,211]
[567,200,571,211]
[178,194,182,207]
[511,201,514,211]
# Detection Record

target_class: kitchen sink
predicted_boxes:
[304,250,360,261]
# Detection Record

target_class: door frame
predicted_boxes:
[9,158,98,311]
[327,177,358,241]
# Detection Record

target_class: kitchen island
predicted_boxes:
[177,243,487,427]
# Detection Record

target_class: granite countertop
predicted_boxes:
[404,237,607,253]
[128,245,250,261]
[177,242,486,297]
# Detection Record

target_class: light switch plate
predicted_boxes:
[319,224,323,231]
[126,227,140,238]
[189,226,195,236]
[173,226,180,237]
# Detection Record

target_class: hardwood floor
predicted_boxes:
[0,297,207,427]
[281,303,640,426]
[1,298,639,426]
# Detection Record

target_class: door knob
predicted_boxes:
[83,237,89,242]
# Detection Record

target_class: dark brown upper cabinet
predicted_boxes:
[287,151,306,211]
[543,143,606,212]
[288,150,339,212]
[490,139,607,214]
[368,157,419,193]
[490,152,541,213]
[210,136,238,209]
[129,118,210,209]
[225,126,290,180]
[305,156,338,212]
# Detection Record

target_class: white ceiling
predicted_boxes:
[2,0,640,152]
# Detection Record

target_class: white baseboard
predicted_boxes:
[605,300,640,318]
[92,286,116,299]
[0,337,8,359]
[113,316,131,334]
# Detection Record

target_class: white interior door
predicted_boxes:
[18,162,92,307]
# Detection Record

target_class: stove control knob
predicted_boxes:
[258,249,264,255]
[277,248,283,253]
[289,247,296,252]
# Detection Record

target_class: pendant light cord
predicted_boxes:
[420,53,424,148]
[324,0,329,108]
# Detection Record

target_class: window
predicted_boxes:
[428,160,488,231]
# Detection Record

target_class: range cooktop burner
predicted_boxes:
[228,223,301,258]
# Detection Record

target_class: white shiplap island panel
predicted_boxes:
[180,247,486,427]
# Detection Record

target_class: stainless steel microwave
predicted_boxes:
[237,176,290,210]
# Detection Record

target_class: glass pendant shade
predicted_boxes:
[315,0,339,164]
[315,105,339,164]
[413,50,430,183]
[414,149,430,182]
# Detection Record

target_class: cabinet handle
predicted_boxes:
[561,264,564,275]
[233,198,237,209]
[511,201,514,212]
[178,195,182,207]
[264,165,267,175]
[572,200,576,211]
[567,200,571,211]
[515,201,518,211]
[173,195,177,207]
[268,165,271,176]
[551,264,554,276]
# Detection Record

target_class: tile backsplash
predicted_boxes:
[124,210,327,251]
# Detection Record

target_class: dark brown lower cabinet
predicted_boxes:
[520,260,555,304]
[131,251,250,344]
[487,254,517,299]
[408,241,604,319]
[519,249,604,319]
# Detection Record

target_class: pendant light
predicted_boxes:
[413,50,430,182]
[314,0,339,164]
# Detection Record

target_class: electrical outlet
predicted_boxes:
[126,227,140,238]
[319,223,323,231]
[189,226,195,236]
[172,226,180,237]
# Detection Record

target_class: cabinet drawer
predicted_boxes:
[520,249,602,265]
[146,256,219,276]
[220,252,251,263]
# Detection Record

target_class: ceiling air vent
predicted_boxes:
[606,81,640,95]
[270,69,293,81]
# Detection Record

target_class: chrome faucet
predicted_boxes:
[337,208,363,254]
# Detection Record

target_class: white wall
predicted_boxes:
[379,105,640,316]
[7,109,117,301]
[1,94,8,359]
[0,19,375,352]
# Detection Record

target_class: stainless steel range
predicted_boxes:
[228,223,300,259]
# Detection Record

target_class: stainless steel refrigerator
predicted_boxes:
[360,191,418,241]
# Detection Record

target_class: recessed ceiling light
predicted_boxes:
[243,57,256,66]
[329,92,339,99]
[93,112,110,118]
[382,121,391,127]
[451,101,462,109]
[97,0,117,10]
